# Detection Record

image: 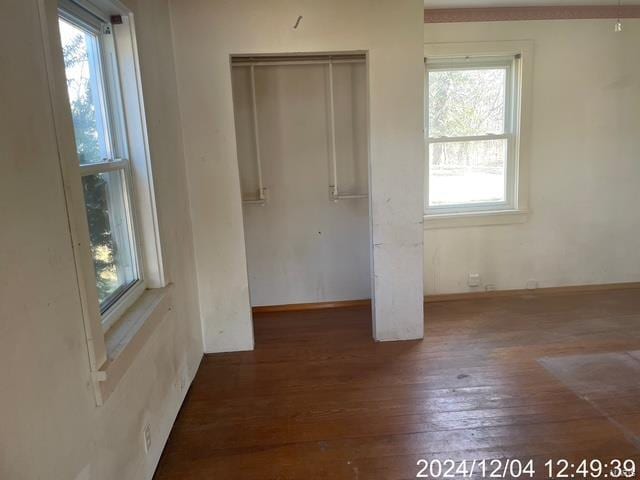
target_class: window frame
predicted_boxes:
[59,0,146,332]
[426,56,517,214]
[41,0,169,405]
[423,41,533,229]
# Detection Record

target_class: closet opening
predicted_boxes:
[230,52,372,335]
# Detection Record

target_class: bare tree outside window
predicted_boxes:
[426,60,514,210]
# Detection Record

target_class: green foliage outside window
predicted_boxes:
[63,32,117,304]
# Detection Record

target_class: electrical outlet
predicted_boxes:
[485,284,497,292]
[143,424,151,454]
[468,273,481,288]
[526,279,538,290]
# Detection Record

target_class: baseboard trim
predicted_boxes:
[252,299,371,313]
[425,282,640,303]
[251,282,640,313]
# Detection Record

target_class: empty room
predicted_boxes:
[2,0,640,479]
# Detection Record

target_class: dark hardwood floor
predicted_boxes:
[154,289,640,479]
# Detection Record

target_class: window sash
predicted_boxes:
[79,159,144,329]
[426,137,514,214]
[427,133,510,144]
[59,0,105,34]
[425,56,519,214]
[80,158,129,175]
[426,56,515,71]
[60,2,129,161]
[427,61,513,139]
[59,2,145,330]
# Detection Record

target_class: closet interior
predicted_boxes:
[231,53,371,307]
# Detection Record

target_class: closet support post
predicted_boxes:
[327,60,368,202]
[245,64,267,205]
[327,61,339,202]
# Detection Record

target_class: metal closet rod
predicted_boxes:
[239,54,368,205]
[326,60,368,202]
[232,54,366,68]
[244,64,267,206]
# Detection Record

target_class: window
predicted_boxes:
[48,0,168,404]
[59,2,144,331]
[425,55,521,217]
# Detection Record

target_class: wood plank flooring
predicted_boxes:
[154,289,640,479]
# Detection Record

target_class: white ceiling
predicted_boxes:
[424,0,627,7]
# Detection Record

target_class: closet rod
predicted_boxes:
[326,62,368,202]
[232,59,365,67]
[328,61,338,200]
[237,56,368,203]
[244,64,267,206]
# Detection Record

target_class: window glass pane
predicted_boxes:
[429,139,506,206]
[59,17,113,165]
[82,171,139,310]
[428,68,506,138]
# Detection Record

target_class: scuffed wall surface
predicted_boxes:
[0,1,202,479]
[424,20,640,295]
[170,0,425,347]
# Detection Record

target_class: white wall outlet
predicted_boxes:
[143,423,151,454]
[485,284,497,292]
[526,279,538,290]
[468,273,481,288]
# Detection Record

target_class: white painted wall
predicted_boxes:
[170,0,425,345]
[0,1,202,479]
[424,19,640,295]
[233,62,371,306]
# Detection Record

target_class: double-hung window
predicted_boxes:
[51,0,168,404]
[425,55,521,216]
[59,1,144,331]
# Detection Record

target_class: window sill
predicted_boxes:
[92,285,173,405]
[424,209,529,230]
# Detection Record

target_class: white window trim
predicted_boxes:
[423,41,533,229]
[38,0,169,405]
